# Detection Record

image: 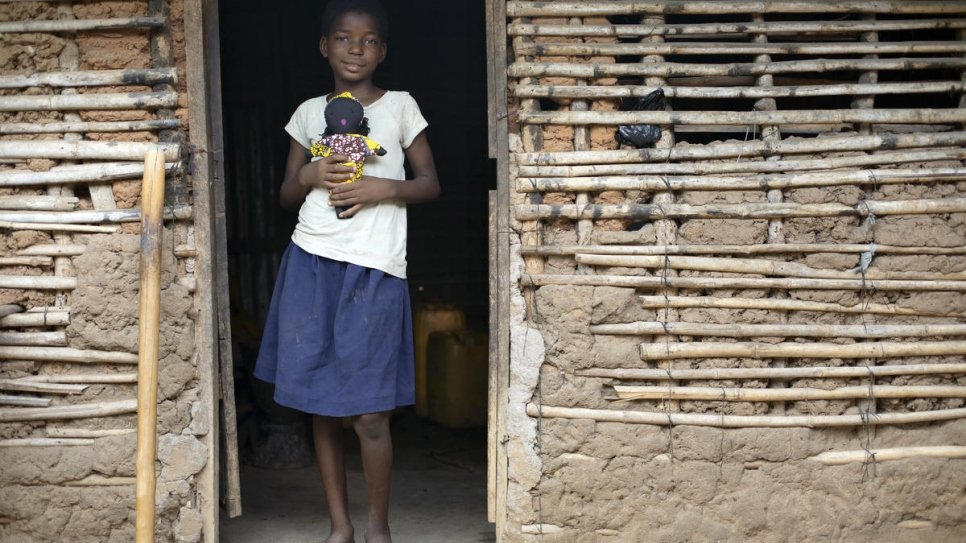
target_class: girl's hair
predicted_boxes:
[320,0,389,41]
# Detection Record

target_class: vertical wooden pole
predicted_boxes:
[135,148,166,543]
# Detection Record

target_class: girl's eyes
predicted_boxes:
[333,35,379,46]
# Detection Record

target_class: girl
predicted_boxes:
[254,1,439,542]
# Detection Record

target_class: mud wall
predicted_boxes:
[498,2,966,542]
[0,1,209,542]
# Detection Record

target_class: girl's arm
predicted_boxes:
[279,136,356,212]
[326,131,440,217]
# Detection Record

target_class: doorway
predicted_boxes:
[215,1,495,541]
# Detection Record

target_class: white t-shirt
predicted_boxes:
[285,91,428,278]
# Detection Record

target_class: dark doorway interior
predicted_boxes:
[217,1,494,538]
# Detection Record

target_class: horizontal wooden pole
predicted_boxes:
[639,341,966,361]
[525,403,966,428]
[0,221,119,233]
[0,91,177,112]
[522,273,966,292]
[521,243,966,257]
[506,1,966,16]
[65,476,136,486]
[516,132,966,166]
[578,363,966,381]
[18,244,85,256]
[0,331,67,346]
[507,18,966,38]
[0,438,94,447]
[0,140,180,161]
[0,398,136,422]
[613,384,966,402]
[575,254,966,282]
[0,205,192,225]
[0,309,69,328]
[514,197,966,222]
[593,322,966,338]
[518,149,966,177]
[0,379,86,394]
[47,428,134,438]
[809,446,966,465]
[0,195,78,211]
[0,119,181,135]
[0,394,51,407]
[517,167,966,193]
[516,81,966,100]
[518,107,966,127]
[0,16,166,33]
[0,346,137,364]
[0,276,77,290]
[24,372,137,384]
[0,68,177,89]
[516,40,966,57]
[0,256,54,267]
[637,295,964,318]
[0,162,179,187]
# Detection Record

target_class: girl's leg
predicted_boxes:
[313,415,355,543]
[352,411,393,543]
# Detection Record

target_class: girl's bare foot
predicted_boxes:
[324,527,355,543]
[364,524,391,543]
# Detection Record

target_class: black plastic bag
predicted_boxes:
[615,89,667,148]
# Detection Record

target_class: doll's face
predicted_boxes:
[324,97,364,134]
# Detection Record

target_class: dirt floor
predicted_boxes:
[220,413,494,543]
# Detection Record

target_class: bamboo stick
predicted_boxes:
[514,132,966,165]
[0,346,137,364]
[0,141,180,162]
[0,196,78,211]
[23,372,137,384]
[526,403,966,428]
[517,167,966,194]
[639,340,966,361]
[0,256,54,267]
[513,198,966,222]
[0,205,192,225]
[506,1,966,17]
[0,16,166,34]
[18,244,85,256]
[46,428,133,438]
[0,162,179,187]
[135,148,164,543]
[518,107,966,126]
[0,399,136,422]
[516,81,966,100]
[518,148,966,177]
[593,322,966,338]
[523,273,966,292]
[0,68,177,90]
[613,385,966,402]
[507,18,966,38]
[575,254,966,282]
[65,476,136,486]
[521,243,966,257]
[809,446,966,465]
[0,310,70,327]
[0,91,177,112]
[0,394,51,407]
[0,438,94,447]
[637,295,964,318]
[577,363,966,381]
[517,41,966,57]
[0,331,67,346]
[0,379,86,394]
[0,305,24,320]
[0,276,77,290]
[0,221,119,233]
[0,119,181,135]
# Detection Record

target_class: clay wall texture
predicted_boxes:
[0,1,207,542]
[499,2,966,542]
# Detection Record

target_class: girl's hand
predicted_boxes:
[299,154,356,188]
[327,176,396,218]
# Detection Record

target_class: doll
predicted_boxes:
[310,91,387,218]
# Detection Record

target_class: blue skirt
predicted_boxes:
[254,243,415,417]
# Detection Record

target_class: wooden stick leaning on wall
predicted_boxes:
[522,273,966,291]
[135,148,165,543]
[809,446,966,465]
[525,403,966,428]
[592,322,966,338]
[577,363,966,381]
[613,385,966,402]
[638,340,966,361]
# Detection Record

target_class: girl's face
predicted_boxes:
[320,11,387,85]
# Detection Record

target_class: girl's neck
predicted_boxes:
[331,81,385,106]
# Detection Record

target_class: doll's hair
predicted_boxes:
[320,0,389,41]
